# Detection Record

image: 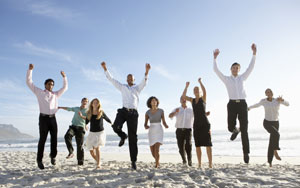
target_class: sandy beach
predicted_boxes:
[0,151,300,187]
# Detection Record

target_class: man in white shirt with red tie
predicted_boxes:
[213,43,257,164]
[101,61,151,170]
[26,64,68,169]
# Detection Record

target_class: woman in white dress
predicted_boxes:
[79,98,112,169]
[248,89,289,167]
[144,96,169,168]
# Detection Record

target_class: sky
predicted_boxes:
[0,0,300,137]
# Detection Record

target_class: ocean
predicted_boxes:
[1,128,299,157]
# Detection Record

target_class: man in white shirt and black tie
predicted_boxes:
[213,43,257,164]
[26,64,68,169]
[101,61,151,170]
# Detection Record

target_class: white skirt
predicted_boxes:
[148,123,164,146]
[85,131,106,150]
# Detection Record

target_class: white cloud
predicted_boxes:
[14,41,72,62]
[26,1,79,23]
[152,64,179,81]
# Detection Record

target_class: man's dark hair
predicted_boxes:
[81,97,88,102]
[231,62,241,68]
[44,79,54,85]
[147,96,159,108]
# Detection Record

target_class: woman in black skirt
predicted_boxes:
[182,78,212,168]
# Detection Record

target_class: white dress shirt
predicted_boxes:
[171,107,194,129]
[26,70,68,115]
[105,70,147,110]
[248,98,289,121]
[213,55,256,100]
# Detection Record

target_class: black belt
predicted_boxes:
[177,128,192,131]
[123,107,137,112]
[229,99,246,103]
[40,113,55,118]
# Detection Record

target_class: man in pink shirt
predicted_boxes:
[26,64,68,169]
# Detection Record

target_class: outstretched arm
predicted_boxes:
[169,108,180,118]
[182,82,193,103]
[198,78,206,102]
[58,107,68,110]
[241,43,257,80]
[248,99,263,110]
[101,61,123,91]
[137,63,151,92]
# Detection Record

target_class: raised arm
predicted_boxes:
[137,63,151,92]
[182,82,193,103]
[101,61,123,91]
[56,71,68,98]
[58,107,68,111]
[241,43,257,80]
[26,64,41,94]
[277,96,290,106]
[213,49,227,83]
[198,78,206,102]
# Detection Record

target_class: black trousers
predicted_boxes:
[64,125,85,162]
[37,114,58,162]
[227,100,250,154]
[263,119,280,163]
[112,108,139,162]
[176,128,192,163]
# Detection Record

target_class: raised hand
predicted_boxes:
[185,82,190,88]
[29,64,34,70]
[213,49,220,59]
[277,95,284,102]
[60,71,66,77]
[145,63,151,76]
[101,61,107,71]
[251,43,257,55]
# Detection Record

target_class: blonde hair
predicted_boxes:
[87,98,103,120]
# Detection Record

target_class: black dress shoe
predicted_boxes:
[37,161,45,169]
[131,161,137,170]
[118,136,127,147]
[51,158,56,165]
[230,128,240,141]
[188,160,192,167]
[244,153,249,164]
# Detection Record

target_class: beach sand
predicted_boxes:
[0,151,299,187]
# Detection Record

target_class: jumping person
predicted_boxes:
[26,64,68,169]
[213,43,257,163]
[100,61,151,170]
[248,89,289,167]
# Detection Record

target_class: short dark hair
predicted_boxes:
[231,62,240,68]
[81,97,88,102]
[147,96,159,108]
[44,79,54,85]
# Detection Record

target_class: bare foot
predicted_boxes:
[66,153,74,159]
[209,163,213,168]
[274,151,281,161]
[198,164,202,168]
[96,165,101,169]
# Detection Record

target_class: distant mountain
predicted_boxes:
[0,124,34,139]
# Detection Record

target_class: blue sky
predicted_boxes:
[0,0,299,137]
